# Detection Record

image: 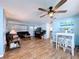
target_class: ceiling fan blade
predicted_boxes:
[40,13,48,18]
[55,10,67,13]
[54,0,67,10]
[38,8,48,12]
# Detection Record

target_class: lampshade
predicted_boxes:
[10,29,17,34]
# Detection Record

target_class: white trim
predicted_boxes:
[0,54,4,58]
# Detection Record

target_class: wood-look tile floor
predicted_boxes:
[3,38,79,59]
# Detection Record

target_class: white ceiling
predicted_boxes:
[2,0,79,24]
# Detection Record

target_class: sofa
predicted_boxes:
[17,31,30,38]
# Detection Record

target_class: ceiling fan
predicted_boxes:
[38,0,67,18]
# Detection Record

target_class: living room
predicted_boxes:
[0,0,79,59]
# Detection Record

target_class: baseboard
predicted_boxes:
[0,54,4,58]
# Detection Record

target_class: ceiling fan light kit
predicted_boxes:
[38,0,67,18]
[48,12,53,17]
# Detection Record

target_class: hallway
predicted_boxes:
[4,38,79,59]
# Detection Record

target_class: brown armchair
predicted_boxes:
[6,33,21,50]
